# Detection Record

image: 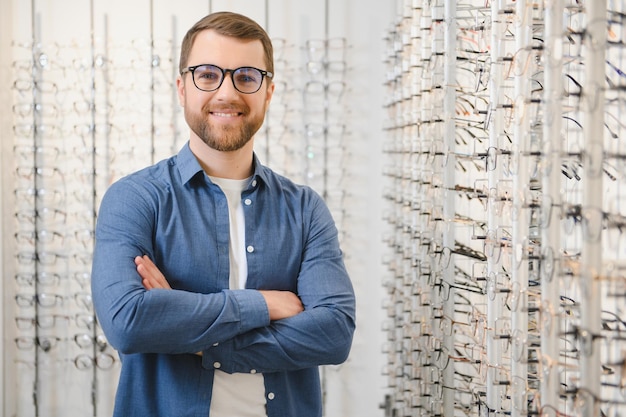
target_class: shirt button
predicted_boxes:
[244,198,252,206]
[250,369,257,374]
[213,362,221,369]
[267,392,275,400]
[252,180,257,187]
[247,245,254,253]
[212,342,219,347]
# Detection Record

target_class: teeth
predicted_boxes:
[213,112,238,117]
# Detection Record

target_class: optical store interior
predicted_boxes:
[1,0,626,416]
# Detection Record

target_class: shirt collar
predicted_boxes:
[177,141,271,190]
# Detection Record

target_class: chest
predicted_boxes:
[150,189,304,294]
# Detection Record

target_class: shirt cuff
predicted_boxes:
[231,289,270,332]
[201,289,269,372]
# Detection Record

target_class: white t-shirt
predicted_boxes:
[209,176,267,417]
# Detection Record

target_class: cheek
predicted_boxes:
[252,96,270,115]
[182,91,208,111]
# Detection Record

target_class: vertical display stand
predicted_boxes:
[382,1,626,416]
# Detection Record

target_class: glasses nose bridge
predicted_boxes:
[217,67,238,92]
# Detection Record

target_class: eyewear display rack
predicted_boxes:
[381,1,626,416]
[8,10,184,417]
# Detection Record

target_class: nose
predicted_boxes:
[214,71,239,97]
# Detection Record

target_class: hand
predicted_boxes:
[259,290,304,321]
[135,255,171,290]
[135,256,202,355]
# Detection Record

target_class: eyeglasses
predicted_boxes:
[74,352,117,371]
[180,64,273,94]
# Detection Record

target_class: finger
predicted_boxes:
[136,255,159,281]
[135,259,152,280]
[142,256,167,284]
[137,264,156,290]
[136,256,159,288]
[141,272,166,290]
[142,277,154,290]
[137,255,171,290]
[139,255,158,274]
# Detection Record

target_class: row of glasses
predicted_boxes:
[11,41,71,416]
[301,37,351,244]
[382,0,626,416]
[255,36,353,245]
[6,35,176,416]
[256,38,303,180]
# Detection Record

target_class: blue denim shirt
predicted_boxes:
[91,143,356,417]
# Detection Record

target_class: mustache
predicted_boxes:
[202,102,247,115]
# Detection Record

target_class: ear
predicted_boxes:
[176,75,185,107]
[264,80,275,107]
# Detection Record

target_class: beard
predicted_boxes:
[185,101,265,152]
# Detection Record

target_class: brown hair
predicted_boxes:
[179,11,274,77]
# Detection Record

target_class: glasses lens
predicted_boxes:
[192,65,223,91]
[191,65,265,93]
[232,67,264,93]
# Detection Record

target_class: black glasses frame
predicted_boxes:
[181,64,273,94]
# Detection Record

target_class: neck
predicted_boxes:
[189,136,255,179]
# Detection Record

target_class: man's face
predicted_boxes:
[177,30,274,152]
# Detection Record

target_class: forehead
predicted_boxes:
[189,29,266,69]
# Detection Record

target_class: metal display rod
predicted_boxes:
[580,2,606,416]
[541,0,563,414]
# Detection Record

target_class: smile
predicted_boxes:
[211,111,242,118]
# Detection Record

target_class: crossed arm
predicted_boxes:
[93,179,354,368]
[135,255,305,321]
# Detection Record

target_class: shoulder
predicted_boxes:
[107,156,178,195]
[258,165,324,206]
[256,166,333,230]
[100,156,181,213]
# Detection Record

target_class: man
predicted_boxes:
[91,11,356,417]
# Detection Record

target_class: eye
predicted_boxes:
[234,68,261,84]
[195,66,221,81]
